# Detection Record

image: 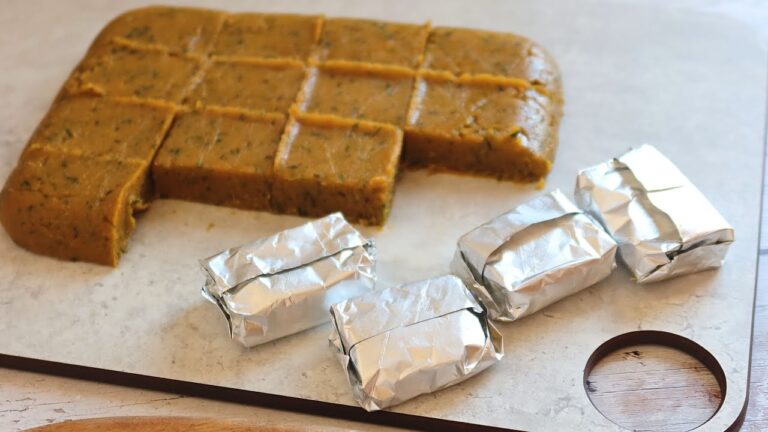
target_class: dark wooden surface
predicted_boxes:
[24,416,346,432]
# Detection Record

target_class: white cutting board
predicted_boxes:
[0,0,765,430]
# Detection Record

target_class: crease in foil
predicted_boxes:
[200,213,375,347]
[575,144,734,283]
[451,189,617,321]
[329,275,503,411]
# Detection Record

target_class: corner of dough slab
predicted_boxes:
[0,148,151,267]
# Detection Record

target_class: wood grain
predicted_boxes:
[586,344,723,431]
[24,417,341,431]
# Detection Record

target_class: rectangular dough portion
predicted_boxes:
[27,96,175,163]
[405,71,559,182]
[423,27,561,96]
[0,147,150,266]
[272,113,402,225]
[67,43,201,103]
[92,6,225,55]
[211,13,321,60]
[317,18,430,68]
[187,58,305,114]
[300,62,414,126]
[153,109,286,211]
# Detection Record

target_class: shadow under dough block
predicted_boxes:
[67,43,201,103]
[92,6,225,55]
[300,62,414,126]
[423,27,562,96]
[272,114,403,225]
[188,58,305,114]
[26,96,175,163]
[316,18,430,68]
[152,109,286,211]
[0,148,150,266]
[211,13,321,60]
[405,71,560,182]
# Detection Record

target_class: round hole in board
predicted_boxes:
[583,331,726,432]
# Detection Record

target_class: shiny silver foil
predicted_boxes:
[451,189,617,322]
[575,144,734,283]
[200,213,375,347]
[329,275,503,411]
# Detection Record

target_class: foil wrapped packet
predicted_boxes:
[451,189,617,321]
[201,213,375,347]
[575,144,734,283]
[329,275,503,411]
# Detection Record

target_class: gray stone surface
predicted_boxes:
[0,0,765,430]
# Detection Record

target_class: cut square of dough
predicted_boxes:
[92,6,226,55]
[300,62,414,126]
[423,27,561,95]
[272,113,402,225]
[316,18,430,68]
[188,58,305,114]
[152,109,286,211]
[67,44,201,103]
[27,96,175,163]
[405,71,559,182]
[0,147,151,266]
[211,13,321,60]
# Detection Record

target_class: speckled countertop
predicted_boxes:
[0,0,766,431]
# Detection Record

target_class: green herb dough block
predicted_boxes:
[0,6,563,266]
[300,62,414,126]
[26,96,175,163]
[152,109,286,211]
[0,147,150,266]
[272,113,403,225]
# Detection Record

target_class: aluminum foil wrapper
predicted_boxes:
[329,275,503,411]
[575,144,734,283]
[451,189,617,322]
[200,213,375,347]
